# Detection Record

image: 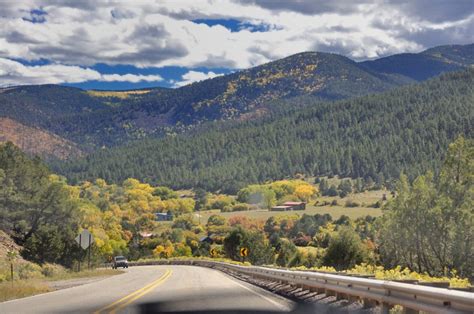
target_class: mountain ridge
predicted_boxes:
[0,43,473,158]
[54,70,474,192]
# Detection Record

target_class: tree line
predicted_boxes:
[54,70,474,193]
[1,136,472,281]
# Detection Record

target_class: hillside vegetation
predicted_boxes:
[1,44,472,153]
[0,118,82,159]
[362,43,473,81]
[56,70,474,192]
[1,138,472,283]
[49,52,408,146]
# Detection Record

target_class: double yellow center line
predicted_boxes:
[94,269,172,314]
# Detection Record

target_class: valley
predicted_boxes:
[1,2,473,312]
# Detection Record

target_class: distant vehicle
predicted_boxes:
[113,256,128,269]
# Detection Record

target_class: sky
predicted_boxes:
[0,0,473,90]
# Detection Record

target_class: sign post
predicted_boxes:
[88,233,92,269]
[7,251,17,284]
[75,229,94,271]
[240,247,249,263]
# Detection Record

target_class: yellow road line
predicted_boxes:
[93,274,166,314]
[110,270,172,314]
[94,269,172,314]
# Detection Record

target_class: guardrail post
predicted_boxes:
[363,298,376,308]
[381,302,391,314]
[335,292,343,300]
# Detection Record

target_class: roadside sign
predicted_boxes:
[210,248,218,257]
[240,247,249,257]
[75,229,94,250]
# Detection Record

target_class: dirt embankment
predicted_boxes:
[0,230,23,261]
[0,117,83,160]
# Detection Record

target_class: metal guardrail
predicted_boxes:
[129,260,474,313]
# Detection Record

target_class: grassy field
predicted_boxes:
[44,268,121,281]
[0,268,123,302]
[198,189,387,222]
[0,280,50,302]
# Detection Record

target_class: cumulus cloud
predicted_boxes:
[101,73,163,83]
[0,58,162,87]
[174,70,223,87]
[0,0,472,87]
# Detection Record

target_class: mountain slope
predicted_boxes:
[55,52,408,146]
[1,44,473,155]
[54,70,474,192]
[0,85,109,128]
[0,118,82,160]
[361,44,474,81]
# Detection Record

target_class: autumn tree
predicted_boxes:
[379,137,473,278]
[0,143,82,266]
[323,226,369,270]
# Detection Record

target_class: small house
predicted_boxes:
[155,212,173,221]
[271,205,292,211]
[283,201,306,210]
[199,235,214,244]
[271,202,307,211]
[139,231,153,238]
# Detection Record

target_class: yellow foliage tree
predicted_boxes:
[295,184,316,201]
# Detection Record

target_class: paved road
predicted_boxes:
[0,265,293,314]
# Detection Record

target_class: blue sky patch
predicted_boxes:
[12,58,51,66]
[22,9,47,24]
[192,18,272,33]
[64,63,231,90]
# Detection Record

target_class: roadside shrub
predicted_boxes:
[221,205,232,212]
[172,214,197,230]
[248,204,259,211]
[371,200,382,208]
[330,200,338,206]
[173,243,192,257]
[207,214,226,227]
[323,227,369,270]
[232,203,250,212]
[193,226,204,234]
[287,252,306,268]
[275,239,298,267]
[293,233,311,246]
[17,262,44,280]
[41,263,66,277]
[210,198,233,210]
[326,185,338,196]
[345,199,360,207]
[303,253,322,268]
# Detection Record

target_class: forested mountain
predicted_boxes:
[0,85,108,127]
[1,44,472,153]
[54,70,474,193]
[46,52,409,146]
[361,44,474,81]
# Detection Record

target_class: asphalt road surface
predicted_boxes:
[0,265,293,314]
